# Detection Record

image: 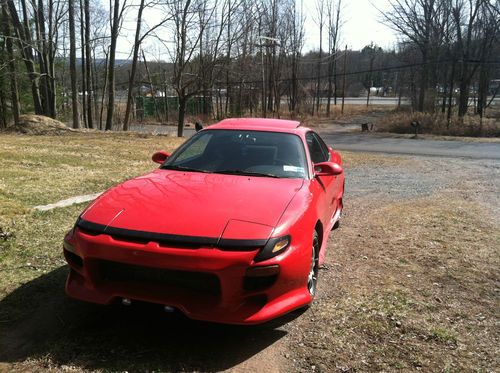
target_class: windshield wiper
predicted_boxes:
[161,165,210,173]
[214,169,280,178]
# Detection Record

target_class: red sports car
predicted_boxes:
[63,118,344,324]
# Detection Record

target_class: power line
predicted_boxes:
[210,58,500,87]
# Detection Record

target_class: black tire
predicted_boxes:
[308,231,320,298]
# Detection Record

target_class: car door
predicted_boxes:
[314,133,343,215]
[306,131,336,224]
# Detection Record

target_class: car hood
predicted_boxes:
[81,169,304,240]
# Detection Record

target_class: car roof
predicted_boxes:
[207,118,310,134]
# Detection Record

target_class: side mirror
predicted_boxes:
[314,162,343,176]
[152,151,170,164]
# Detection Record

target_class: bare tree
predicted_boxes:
[453,0,499,117]
[84,0,94,128]
[476,1,500,117]
[167,0,228,136]
[105,0,127,131]
[2,1,20,125]
[289,0,305,114]
[382,0,448,111]
[69,0,80,128]
[123,0,146,131]
[123,0,172,131]
[7,0,44,114]
[326,0,342,116]
[314,0,325,115]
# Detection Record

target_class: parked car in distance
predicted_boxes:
[63,118,345,324]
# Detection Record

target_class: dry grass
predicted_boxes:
[367,131,500,143]
[3,115,74,135]
[0,132,184,221]
[289,190,499,372]
[375,110,500,137]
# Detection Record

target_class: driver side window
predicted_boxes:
[173,132,212,164]
[306,132,328,164]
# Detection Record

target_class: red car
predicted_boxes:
[63,118,344,324]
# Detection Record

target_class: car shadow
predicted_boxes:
[0,266,297,371]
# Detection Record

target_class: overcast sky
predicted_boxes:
[302,0,397,51]
[114,0,398,60]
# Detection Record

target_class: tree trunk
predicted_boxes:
[79,0,87,127]
[123,0,145,131]
[315,28,322,116]
[177,95,187,137]
[225,0,231,117]
[2,2,20,125]
[105,0,121,131]
[142,49,161,122]
[0,83,7,128]
[326,55,333,116]
[457,62,470,118]
[7,0,43,114]
[99,49,109,130]
[69,0,80,128]
[84,0,93,128]
[35,0,52,117]
[441,63,449,113]
[417,50,428,112]
[47,0,56,118]
[476,64,489,118]
[447,60,456,126]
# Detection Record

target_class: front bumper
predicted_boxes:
[64,228,311,324]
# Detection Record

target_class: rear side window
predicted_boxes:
[306,132,329,163]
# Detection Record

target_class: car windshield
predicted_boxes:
[162,129,308,178]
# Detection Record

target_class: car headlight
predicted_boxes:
[254,235,291,262]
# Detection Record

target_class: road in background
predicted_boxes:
[321,131,500,160]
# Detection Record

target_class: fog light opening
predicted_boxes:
[122,298,132,306]
[244,265,280,291]
[164,305,176,313]
[246,265,280,277]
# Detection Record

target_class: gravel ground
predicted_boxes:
[281,152,500,372]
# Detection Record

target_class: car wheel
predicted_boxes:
[308,231,320,298]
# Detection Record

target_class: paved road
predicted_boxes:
[318,96,500,106]
[321,131,500,160]
[319,97,410,106]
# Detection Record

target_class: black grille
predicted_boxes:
[99,260,221,295]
